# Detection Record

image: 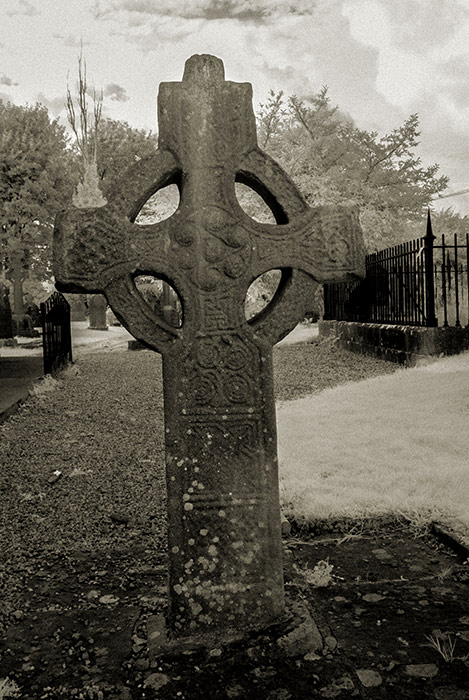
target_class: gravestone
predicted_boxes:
[0,283,14,344]
[161,280,180,327]
[67,294,88,322]
[54,54,365,645]
[88,294,108,330]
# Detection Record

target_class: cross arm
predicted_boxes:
[235,148,365,346]
[54,205,177,294]
[53,149,184,353]
[54,204,182,351]
[236,148,365,283]
[245,207,364,346]
[248,204,366,285]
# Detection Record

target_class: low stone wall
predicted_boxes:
[318,320,469,366]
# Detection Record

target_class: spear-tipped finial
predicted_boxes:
[426,207,435,240]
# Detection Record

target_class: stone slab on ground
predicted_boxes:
[1,525,468,699]
[0,356,43,419]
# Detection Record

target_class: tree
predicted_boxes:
[429,206,469,238]
[0,101,73,282]
[96,118,157,199]
[66,54,158,205]
[66,53,106,208]
[256,89,449,251]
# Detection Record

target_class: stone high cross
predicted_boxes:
[54,54,365,644]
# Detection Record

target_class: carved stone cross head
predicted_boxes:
[54,54,365,646]
[55,53,364,350]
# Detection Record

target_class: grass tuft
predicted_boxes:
[424,632,458,662]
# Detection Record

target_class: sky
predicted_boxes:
[2,0,469,214]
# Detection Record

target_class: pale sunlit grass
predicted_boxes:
[277,352,469,530]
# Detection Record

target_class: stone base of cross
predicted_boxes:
[54,54,365,647]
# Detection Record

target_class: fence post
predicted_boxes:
[323,284,332,320]
[424,210,438,327]
[40,292,72,375]
[40,299,48,375]
[466,233,469,328]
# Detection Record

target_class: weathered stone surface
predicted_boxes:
[355,668,383,687]
[88,294,108,330]
[324,635,338,652]
[99,594,120,605]
[143,672,170,690]
[67,293,88,321]
[405,663,439,678]
[362,593,386,603]
[319,674,355,697]
[54,53,365,643]
[277,603,323,657]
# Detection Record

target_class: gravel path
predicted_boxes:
[0,343,398,628]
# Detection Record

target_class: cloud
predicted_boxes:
[341,0,469,202]
[108,17,203,46]
[342,0,469,113]
[103,82,129,101]
[94,0,316,22]
[0,74,18,87]
[6,0,39,17]
[88,0,469,207]
[36,93,67,117]
[52,34,92,48]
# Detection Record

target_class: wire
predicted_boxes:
[432,188,469,200]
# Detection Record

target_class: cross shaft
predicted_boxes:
[54,54,365,644]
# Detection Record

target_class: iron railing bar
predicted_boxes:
[466,233,469,328]
[454,233,460,327]
[322,225,468,328]
[441,234,448,327]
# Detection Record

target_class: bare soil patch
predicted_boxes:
[0,525,468,698]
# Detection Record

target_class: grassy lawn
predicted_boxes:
[1,341,467,570]
[276,350,469,532]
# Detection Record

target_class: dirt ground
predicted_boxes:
[1,345,467,698]
[1,522,468,699]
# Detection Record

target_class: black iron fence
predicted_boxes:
[40,292,73,375]
[434,233,469,327]
[324,216,469,328]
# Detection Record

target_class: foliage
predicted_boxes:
[0,101,74,280]
[293,558,335,588]
[1,70,454,317]
[424,632,458,662]
[429,206,469,239]
[66,53,103,180]
[66,56,157,206]
[256,89,449,251]
[23,276,52,308]
[66,54,107,208]
[0,677,21,699]
[245,269,282,321]
[96,118,157,200]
